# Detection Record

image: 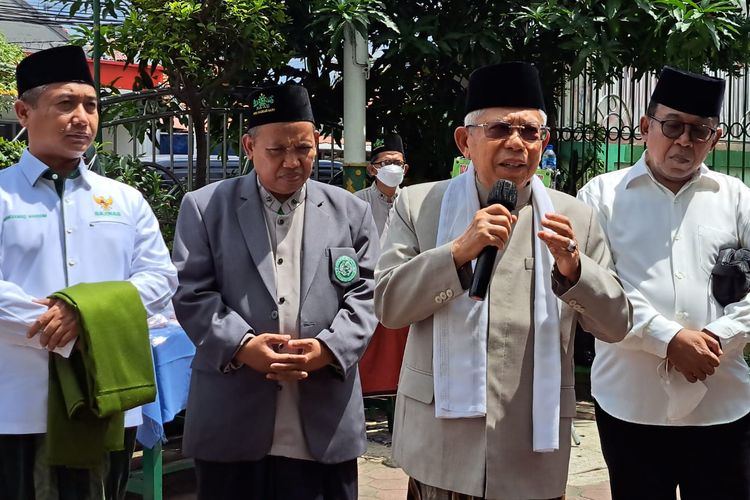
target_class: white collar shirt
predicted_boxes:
[0,150,178,433]
[578,153,750,425]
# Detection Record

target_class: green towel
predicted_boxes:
[46,281,156,468]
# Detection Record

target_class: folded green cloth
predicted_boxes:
[47,281,156,468]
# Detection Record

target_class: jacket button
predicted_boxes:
[270,310,278,319]
[439,291,447,301]
[445,289,454,298]
[434,296,443,304]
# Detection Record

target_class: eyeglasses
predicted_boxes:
[466,121,549,142]
[371,159,406,168]
[647,115,716,143]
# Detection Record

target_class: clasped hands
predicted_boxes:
[666,329,723,384]
[236,334,334,381]
[27,298,79,351]
[451,203,581,282]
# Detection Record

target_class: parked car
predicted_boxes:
[313,159,343,186]
[143,154,343,189]
[149,154,245,185]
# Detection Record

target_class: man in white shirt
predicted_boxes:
[578,66,750,500]
[0,46,177,499]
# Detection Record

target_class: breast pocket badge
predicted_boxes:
[330,247,359,286]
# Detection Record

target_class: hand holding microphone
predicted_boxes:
[450,180,518,301]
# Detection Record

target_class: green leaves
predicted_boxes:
[646,0,747,71]
[310,0,399,55]
[56,0,129,20]
[0,138,25,170]
[59,0,290,187]
[97,151,182,248]
[50,0,750,188]
[511,0,750,84]
[0,32,24,111]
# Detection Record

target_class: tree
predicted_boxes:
[0,32,24,113]
[341,0,750,183]
[64,0,290,187]
[266,0,398,144]
[511,0,750,107]
[59,0,750,188]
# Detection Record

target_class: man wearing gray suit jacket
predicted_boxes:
[375,62,632,499]
[172,84,379,500]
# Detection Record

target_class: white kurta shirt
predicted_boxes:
[258,181,314,461]
[0,150,178,434]
[578,153,750,426]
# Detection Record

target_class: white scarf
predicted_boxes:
[433,163,562,452]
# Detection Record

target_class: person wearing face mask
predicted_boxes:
[578,67,750,500]
[354,133,411,397]
[355,133,409,236]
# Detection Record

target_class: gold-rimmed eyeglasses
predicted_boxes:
[466,121,549,142]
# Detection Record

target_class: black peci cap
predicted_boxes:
[371,133,404,158]
[464,62,546,115]
[16,45,94,96]
[246,84,315,129]
[650,66,725,118]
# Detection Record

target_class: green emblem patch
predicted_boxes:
[334,255,357,283]
[253,93,274,111]
[373,138,385,149]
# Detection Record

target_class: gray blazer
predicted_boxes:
[172,171,380,463]
[375,180,632,499]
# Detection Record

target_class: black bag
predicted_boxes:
[711,248,750,307]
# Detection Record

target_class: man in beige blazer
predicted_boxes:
[375,62,632,500]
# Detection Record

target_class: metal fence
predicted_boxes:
[98,64,750,194]
[98,90,342,192]
[552,66,750,193]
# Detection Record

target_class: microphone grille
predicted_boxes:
[488,179,517,209]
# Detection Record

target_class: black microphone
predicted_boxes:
[468,179,518,301]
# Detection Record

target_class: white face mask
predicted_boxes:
[657,360,708,421]
[376,163,405,187]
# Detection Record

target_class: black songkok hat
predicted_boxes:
[16,45,94,96]
[464,62,546,115]
[371,133,404,158]
[651,66,725,118]
[247,85,315,129]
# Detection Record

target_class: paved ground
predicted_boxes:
[358,401,613,500]
[128,401,617,500]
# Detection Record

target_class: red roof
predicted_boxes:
[90,57,165,90]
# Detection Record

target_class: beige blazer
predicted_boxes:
[375,180,631,500]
